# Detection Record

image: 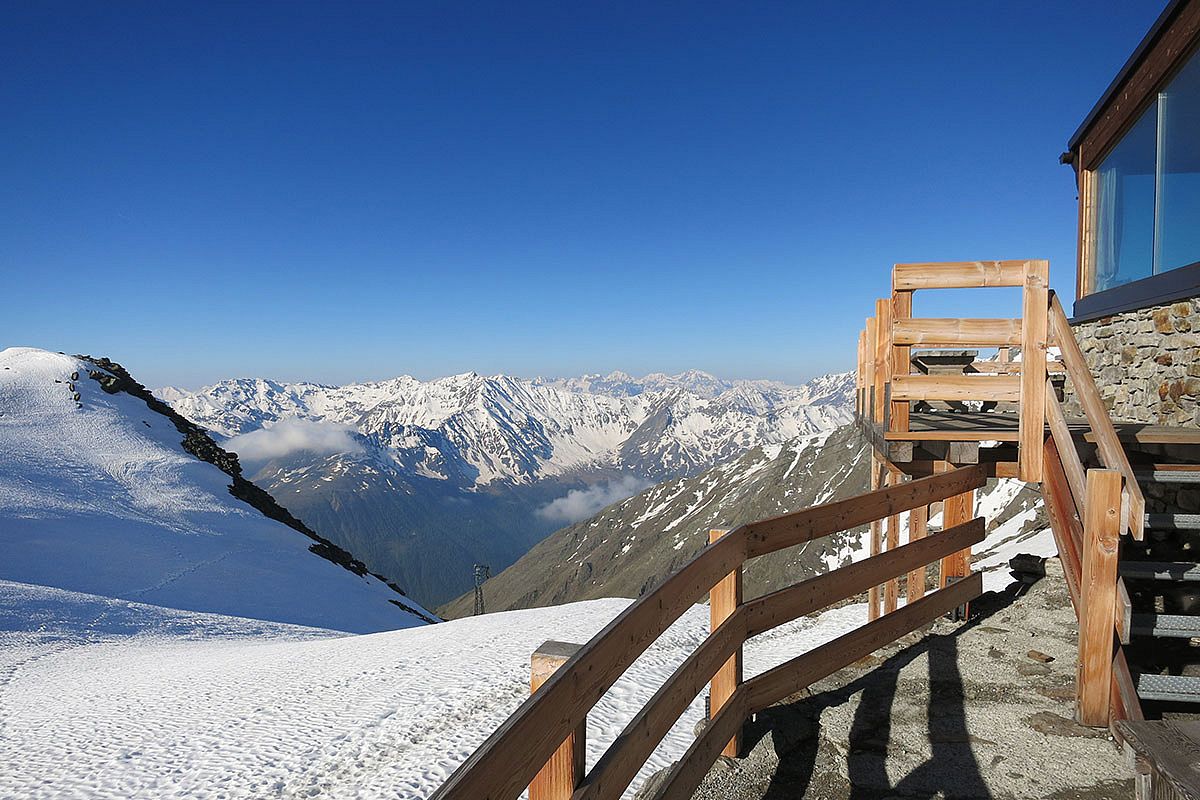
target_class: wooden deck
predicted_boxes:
[877,411,1200,446]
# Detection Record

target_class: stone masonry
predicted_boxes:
[1063,297,1200,428]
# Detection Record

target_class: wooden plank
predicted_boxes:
[875,298,892,429]
[1046,384,1086,520]
[1113,721,1200,800]
[1116,578,1131,646]
[868,453,882,621]
[891,290,912,434]
[743,464,987,559]
[970,360,1066,374]
[656,687,748,800]
[884,471,901,615]
[890,374,1021,402]
[892,318,1022,347]
[1050,293,1145,539]
[1019,260,1049,483]
[573,611,746,800]
[1095,426,1200,445]
[743,518,984,637]
[906,504,929,605]
[938,462,974,597]
[1043,438,1084,614]
[531,642,586,800]
[884,429,1021,442]
[856,330,866,415]
[1078,469,1122,727]
[707,529,741,759]
[430,532,747,800]
[746,572,983,713]
[1112,647,1144,725]
[892,260,1030,290]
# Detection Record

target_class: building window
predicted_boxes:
[1092,48,1200,293]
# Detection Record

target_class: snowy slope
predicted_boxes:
[0,508,1051,800]
[0,347,433,633]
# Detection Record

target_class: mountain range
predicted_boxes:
[160,369,854,605]
[442,423,1050,618]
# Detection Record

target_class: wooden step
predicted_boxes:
[1146,514,1200,531]
[1131,614,1200,639]
[1136,673,1200,704]
[1121,561,1200,582]
[1135,466,1200,485]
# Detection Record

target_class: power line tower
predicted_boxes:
[472,563,491,616]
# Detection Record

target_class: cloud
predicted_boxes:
[537,476,652,525]
[223,417,364,462]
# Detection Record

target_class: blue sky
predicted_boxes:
[1,1,1165,388]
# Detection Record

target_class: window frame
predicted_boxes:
[1070,0,1200,318]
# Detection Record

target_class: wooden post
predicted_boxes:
[530,641,586,800]
[859,331,868,419]
[1078,469,1121,727]
[891,286,912,434]
[1019,260,1049,483]
[868,453,883,621]
[708,528,742,758]
[864,316,877,425]
[874,298,892,430]
[905,503,929,605]
[937,462,974,620]
[883,469,901,614]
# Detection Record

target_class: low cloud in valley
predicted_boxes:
[223,418,364,462]
[537,476,652,525]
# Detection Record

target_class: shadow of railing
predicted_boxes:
[741,585,1031,800]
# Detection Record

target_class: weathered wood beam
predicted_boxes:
[892,260,1031,290]
[890,374,1020,402]
[531,642,586,800]
[1018,259,1049,482]
[892,317,1022,347]
[743,518,984,637]
[707,528,741,759]
[743,464,987,559]
[1078,469,1121,727]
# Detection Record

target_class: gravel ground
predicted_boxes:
[641,558,1134,799]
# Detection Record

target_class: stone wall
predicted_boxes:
[1064,298,1200,428]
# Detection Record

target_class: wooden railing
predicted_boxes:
[1041,289,1148,727]
[430,465,987,800]
[855,259,1050,483]
[853,262,1147,728]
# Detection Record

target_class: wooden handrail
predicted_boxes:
[743,465,985,557]
[431,465,988,800]
[744,518,984,637]
[431,531,746,800]
[1048,292,1145,539]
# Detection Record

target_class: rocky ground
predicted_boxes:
[641,558,1134,799]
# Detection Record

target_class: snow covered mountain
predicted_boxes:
[0,347,434,633]
[441,423,1051,618]
[162,370,854,486]
[159,370,855,606]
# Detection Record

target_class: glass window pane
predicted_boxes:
[1156,50,1200,273]
[1094,104,1157,292]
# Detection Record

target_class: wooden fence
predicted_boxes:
[429,465,987,800]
